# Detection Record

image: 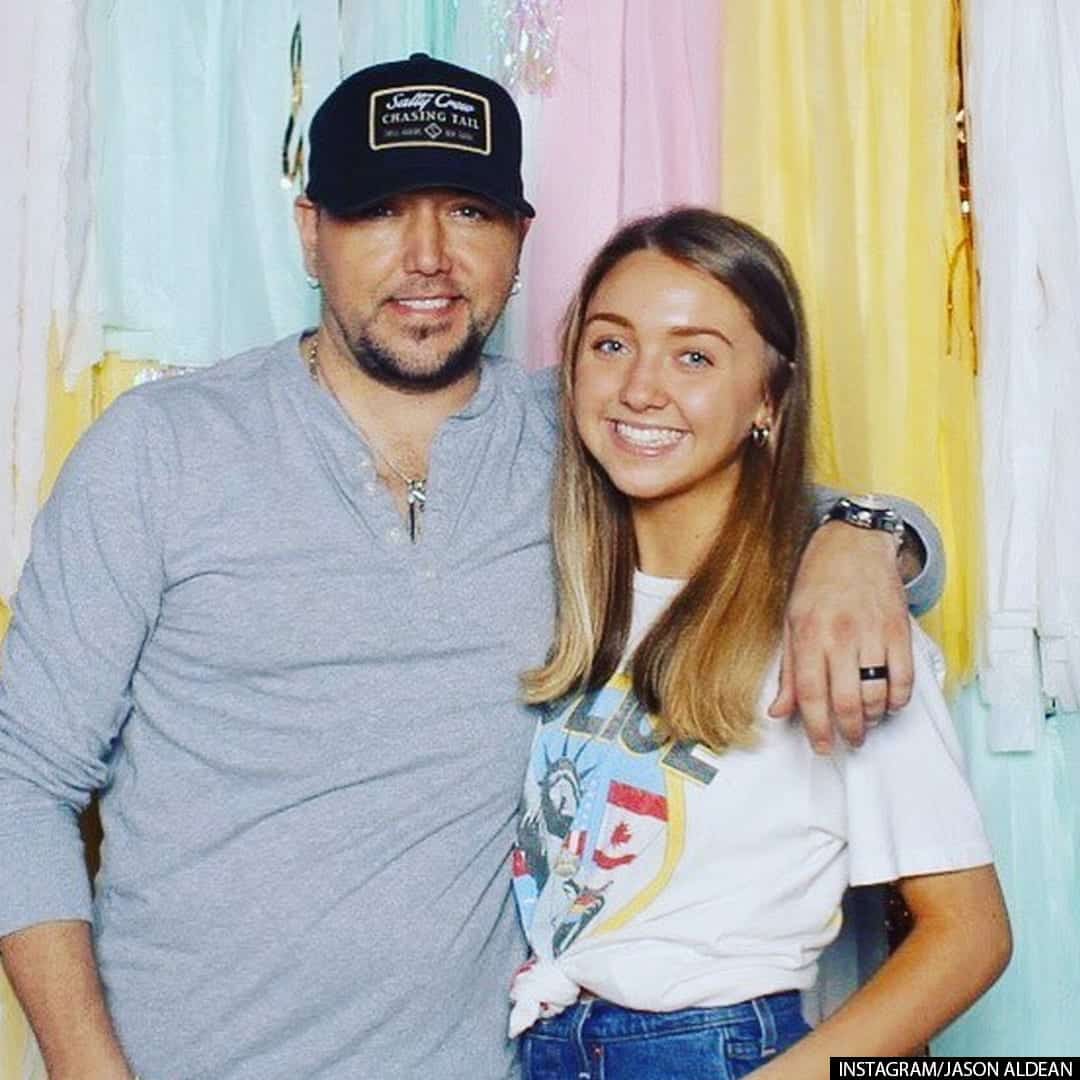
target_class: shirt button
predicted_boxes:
[363,479,378,496]
[386,526,404,544]
[358,454,374,471]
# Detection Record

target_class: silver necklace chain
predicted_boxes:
[306,334,427,541]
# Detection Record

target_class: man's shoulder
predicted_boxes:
[70,336,301,481]
[527,364,560,429]
[93,335,298,451]
[121,335,298,414]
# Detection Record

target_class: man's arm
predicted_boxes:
[770,489,946,751]
[0,922,134,1079]
[0,391,168,1075]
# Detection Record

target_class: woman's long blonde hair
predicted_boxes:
[524,209,814,751]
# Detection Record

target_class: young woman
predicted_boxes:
[509,209,1010,1078]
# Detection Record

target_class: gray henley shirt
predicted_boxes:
[0,335,558,1079]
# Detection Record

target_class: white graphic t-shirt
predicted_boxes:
[509,572,992,1037]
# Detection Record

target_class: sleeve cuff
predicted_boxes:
[888,493,945,617]
[0,803,93,938]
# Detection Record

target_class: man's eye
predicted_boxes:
[355,203,395,220]
[453,203,491,221]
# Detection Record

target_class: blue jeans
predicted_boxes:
[519,991,811,1079]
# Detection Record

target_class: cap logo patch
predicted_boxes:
[370,84,492,155]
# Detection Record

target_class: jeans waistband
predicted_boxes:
[530,990,803,1043]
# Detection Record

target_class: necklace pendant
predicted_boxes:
[310,337,431,545]
[406,480,426,543]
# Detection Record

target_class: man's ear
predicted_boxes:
[518,216,533,245]
[294,195,320,278]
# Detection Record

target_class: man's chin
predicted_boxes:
[405,320,459,346]
[348,329,486,392]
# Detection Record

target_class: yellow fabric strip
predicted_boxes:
[720,0,980,679]
[0,974,46,1080]
[1,353,148,632]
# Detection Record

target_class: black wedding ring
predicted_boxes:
[858,665,889,682]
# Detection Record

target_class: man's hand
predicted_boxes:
[769,522,914,752]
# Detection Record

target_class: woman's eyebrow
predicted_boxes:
[668,325,734,346]
[583,311,632,329]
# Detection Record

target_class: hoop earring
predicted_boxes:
[509,273,522,297]
[750,422,771,448]
[305,273,321,290]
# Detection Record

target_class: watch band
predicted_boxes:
[820,495,906,546]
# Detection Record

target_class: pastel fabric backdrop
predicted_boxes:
[518,0,722,369]
[93,0,317,370]
[934,0,1080,1054]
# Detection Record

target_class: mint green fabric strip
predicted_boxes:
[933,687,1080,1055]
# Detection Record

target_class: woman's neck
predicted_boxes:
[630,468,740,578]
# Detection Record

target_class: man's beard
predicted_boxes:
[343,320,488,393]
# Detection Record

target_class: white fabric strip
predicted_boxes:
[966,0,1080,747]
[0,1,91,601]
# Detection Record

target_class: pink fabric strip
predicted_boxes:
[522,0,723,369]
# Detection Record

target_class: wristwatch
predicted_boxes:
[820,495,906,547]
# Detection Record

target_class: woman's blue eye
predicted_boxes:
[594,339,625,355]
[681,350,712,368]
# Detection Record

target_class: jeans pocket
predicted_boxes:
[724,1005,812,1077]
[723,1036,771,1080]
[521,1033,580,1080]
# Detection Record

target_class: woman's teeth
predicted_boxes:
[614,421,685,448]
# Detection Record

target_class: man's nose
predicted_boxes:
[402,205,452,276]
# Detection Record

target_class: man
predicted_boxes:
[0,55,942,1079]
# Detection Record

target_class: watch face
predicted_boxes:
[826,496,905,541]
[851,493,890,511]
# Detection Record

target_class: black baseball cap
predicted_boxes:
[306,53,535,218]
